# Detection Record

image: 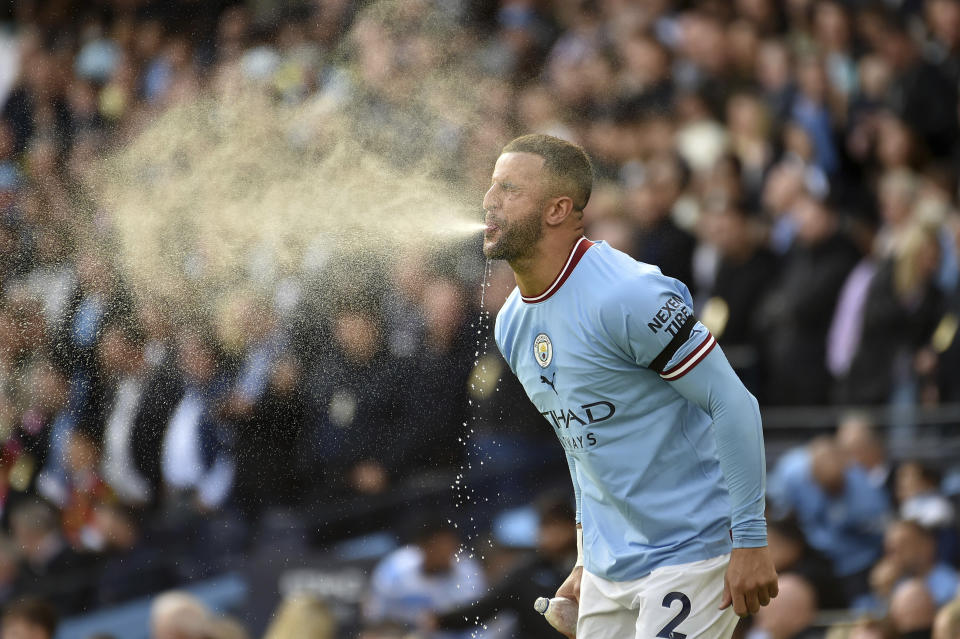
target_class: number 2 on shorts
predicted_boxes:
[656,591,691,639]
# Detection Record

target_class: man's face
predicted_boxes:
[421,530,459,575]
[886,523,914,570]
[810,444,846,495]
[482,152,548,261]
[886,523,930,574]
[537,518,576,558]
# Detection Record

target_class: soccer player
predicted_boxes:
[483,134,777,638]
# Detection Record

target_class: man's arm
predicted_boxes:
[597,271,777,615]
[668,344,766,547]
[554,453,583,619]
[666,342,778,616]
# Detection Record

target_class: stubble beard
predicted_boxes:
[483,206,544,263]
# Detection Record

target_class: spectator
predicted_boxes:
[615,32,673,116]
[755,38,795,122]
[813,1,857,103]
[14,359,69,494]
[836,414,892,493]
[865,520,958,612]
[364,516,486,637]
[51,248,130,383]
[625,153,696,288]
[925,0,960,86]
[128,326,184,511]
[217,294,283,419]
[896,461,958,565]
[58,428,111,550]
[231,351,307,521]
[725,92,775,207]
[767,516,845,609]
[396,277,472,477]
[697,204,779,394]
[791,55,838,175]
[768,438,890,603]
[897,462,956,529]
[9,498,93,614]
[0,598,57,639]
[839,224,943,404]
[304,304,406,500]
[759,195,860,405]
[876,16,959,159]
[92,502,173,607]
[160,332,234,514]
[97,323,154,506]
[874,169,920,259]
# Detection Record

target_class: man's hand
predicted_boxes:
[552,565,582,638]
[719,546,778,617]
[869,557,900,597]
[556,565,583,604]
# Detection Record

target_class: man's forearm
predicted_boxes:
[669,348,767,547]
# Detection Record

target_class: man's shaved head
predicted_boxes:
[501,134,594,213]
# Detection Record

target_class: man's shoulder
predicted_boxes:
[583,246,689,320]
[579,242,672,300]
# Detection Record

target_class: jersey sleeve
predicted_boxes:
[599,270,714,378]
[601,269,767,547]
[669,346,768,548]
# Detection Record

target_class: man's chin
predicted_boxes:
[482,238,504,260]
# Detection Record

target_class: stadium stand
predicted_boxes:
[1,1,960,637]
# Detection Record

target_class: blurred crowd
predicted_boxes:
[1,0,960,637]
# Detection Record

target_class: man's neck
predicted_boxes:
[509,234,583,298]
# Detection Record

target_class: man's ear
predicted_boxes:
[544,196,575,227]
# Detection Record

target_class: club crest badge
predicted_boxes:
[533,333,553,368]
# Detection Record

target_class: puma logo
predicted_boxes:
[540,372,558,395]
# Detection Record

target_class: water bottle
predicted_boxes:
[534,596,578,636]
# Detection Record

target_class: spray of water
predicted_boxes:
[85,90,486,316]
[450,258,496,637]
[80,1,502,629]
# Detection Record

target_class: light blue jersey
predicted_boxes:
[495,238,767,582]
